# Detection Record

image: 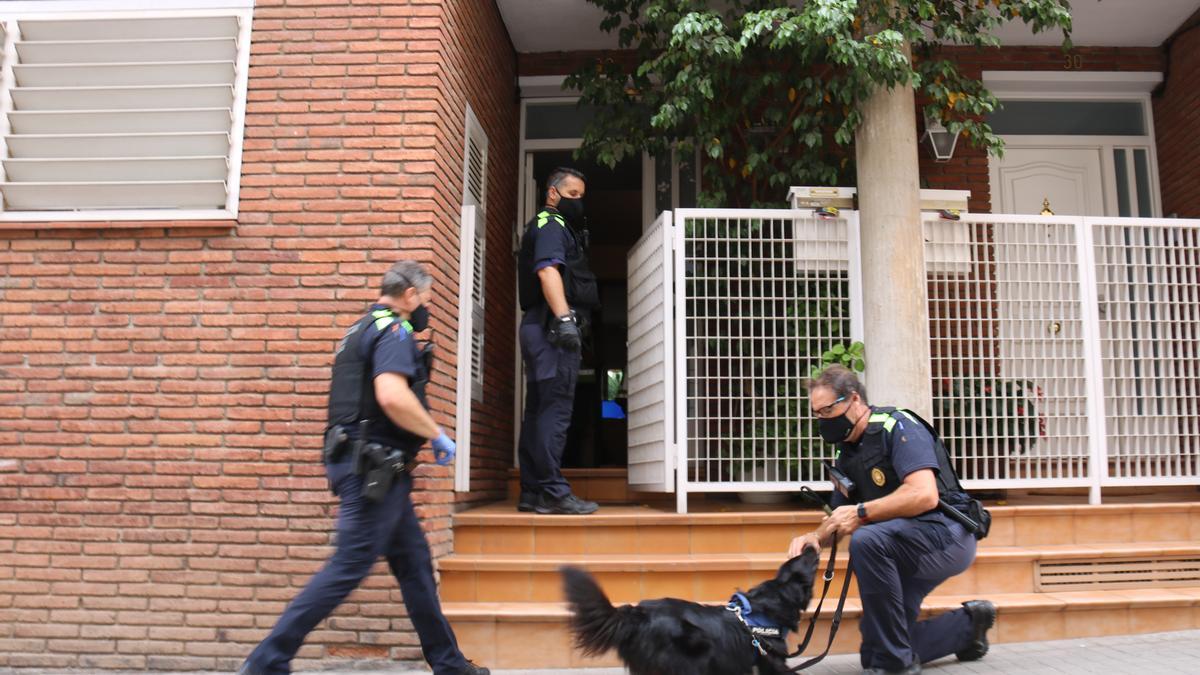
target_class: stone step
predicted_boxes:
[438,542,1200,604]
[504,467,668,504]
[453,502,1200,555]
[443,588,1200,670]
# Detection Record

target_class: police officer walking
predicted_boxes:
[240,261,488,675]
[788,365,995,675]
[515,167,600,515]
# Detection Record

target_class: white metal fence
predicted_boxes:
[627,208,1200,511]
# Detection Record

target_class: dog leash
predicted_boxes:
[771,487,855,671]
[785,533,854,671]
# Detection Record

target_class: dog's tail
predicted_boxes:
[560,565,642,656]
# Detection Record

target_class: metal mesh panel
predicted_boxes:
[1092,220,1200,480]
[926,216,1090,485]
[679,210,852,486]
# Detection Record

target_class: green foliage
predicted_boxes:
[934,377,1041,455]
[567,0,1073,207]
[809,340,866,380]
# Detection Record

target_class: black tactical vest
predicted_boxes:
[837,407,965,503]
[517,209,598,312]
[326,308,429,452]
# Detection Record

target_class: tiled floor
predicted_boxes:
[89,628,1200,674]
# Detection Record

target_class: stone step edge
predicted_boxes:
[440,541,1200,571]
[443,587,1200,622]
[454,501,1200,527]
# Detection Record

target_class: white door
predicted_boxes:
[991,147,1106,216]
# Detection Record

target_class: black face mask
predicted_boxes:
[556,196,584,223]
[818,412,856,444]
[408,304,430,332]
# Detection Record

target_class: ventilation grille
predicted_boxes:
[0,14,245,213]
[1036,556,1200,592]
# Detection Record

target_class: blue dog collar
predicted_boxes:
[726,592,785,638]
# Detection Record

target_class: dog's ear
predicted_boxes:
[776,547,819,583]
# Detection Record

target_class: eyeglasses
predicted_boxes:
[813,395,847,417]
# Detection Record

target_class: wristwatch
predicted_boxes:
[856,502,870,523]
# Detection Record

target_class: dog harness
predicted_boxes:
[725,592,785,656]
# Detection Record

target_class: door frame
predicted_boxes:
[513,95,695,463]
[982,71,1163,217]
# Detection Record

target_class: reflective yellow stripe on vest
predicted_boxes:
[372,308,396,331]
[867,411,896,432]
[536,210,566,229]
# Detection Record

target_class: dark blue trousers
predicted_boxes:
[244,460,465,675]
[849,515,977,671]
[517,320,579,500]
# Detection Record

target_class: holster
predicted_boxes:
[966,498,992,540]
[322,426,349,464]
[359,442,412,504]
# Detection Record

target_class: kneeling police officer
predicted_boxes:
[240,261,488,675]
[789,365,995,675]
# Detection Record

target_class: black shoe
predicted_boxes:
[862,665,920,675]
[458,659,490,674]
[534,493,598,515]
[517,492,537,512]
[955,599,996,661]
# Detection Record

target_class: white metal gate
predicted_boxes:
[1092,218,1200,484]
[652,209,862,510]
[925,215,1101,497]
[627,209,1200,512]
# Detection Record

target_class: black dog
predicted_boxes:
[561,547,819,675]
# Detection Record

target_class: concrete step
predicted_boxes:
[453,502,1200,555]
[443,588,1200,670]
[439,542,1200,603]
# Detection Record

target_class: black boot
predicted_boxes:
[534,493,598,515]
[457,658,490,674]
[517,491,537,512]
[862,664,920,675]
[955,599,997,661]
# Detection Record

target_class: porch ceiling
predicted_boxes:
[497,0,1196,53]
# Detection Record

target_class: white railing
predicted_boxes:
[629,208,1200,512]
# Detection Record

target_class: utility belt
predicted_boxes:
[323,423,417,503]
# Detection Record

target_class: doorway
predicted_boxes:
[522,150,643,469]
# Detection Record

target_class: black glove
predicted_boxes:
[547,312,581,351]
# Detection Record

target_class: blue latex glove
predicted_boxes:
[432,431,456,466]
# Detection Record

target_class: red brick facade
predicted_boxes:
[0,0,516,670]
[1153,19,1200,217]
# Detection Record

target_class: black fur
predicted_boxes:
[562,547,819,675]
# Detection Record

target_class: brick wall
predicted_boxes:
[1153,20,1200,217]
[0,0,517,670]
[438,0,519,507]
[519,45,1165,212]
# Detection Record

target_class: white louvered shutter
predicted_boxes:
[463,107,487,402]
[0,10,250,217]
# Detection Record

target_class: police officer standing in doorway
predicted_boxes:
[788,365,995,675]
[516,167,600,515]
[240,261,488,675]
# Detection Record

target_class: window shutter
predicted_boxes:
[0,11,248,216]
[462,106,487,401]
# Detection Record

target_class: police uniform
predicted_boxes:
[515,207,596,505]
[832,408,979,672]
[242,305,471,675]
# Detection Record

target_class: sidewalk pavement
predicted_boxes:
[4,629,1198,674]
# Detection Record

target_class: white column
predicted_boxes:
[854,43,933,418]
